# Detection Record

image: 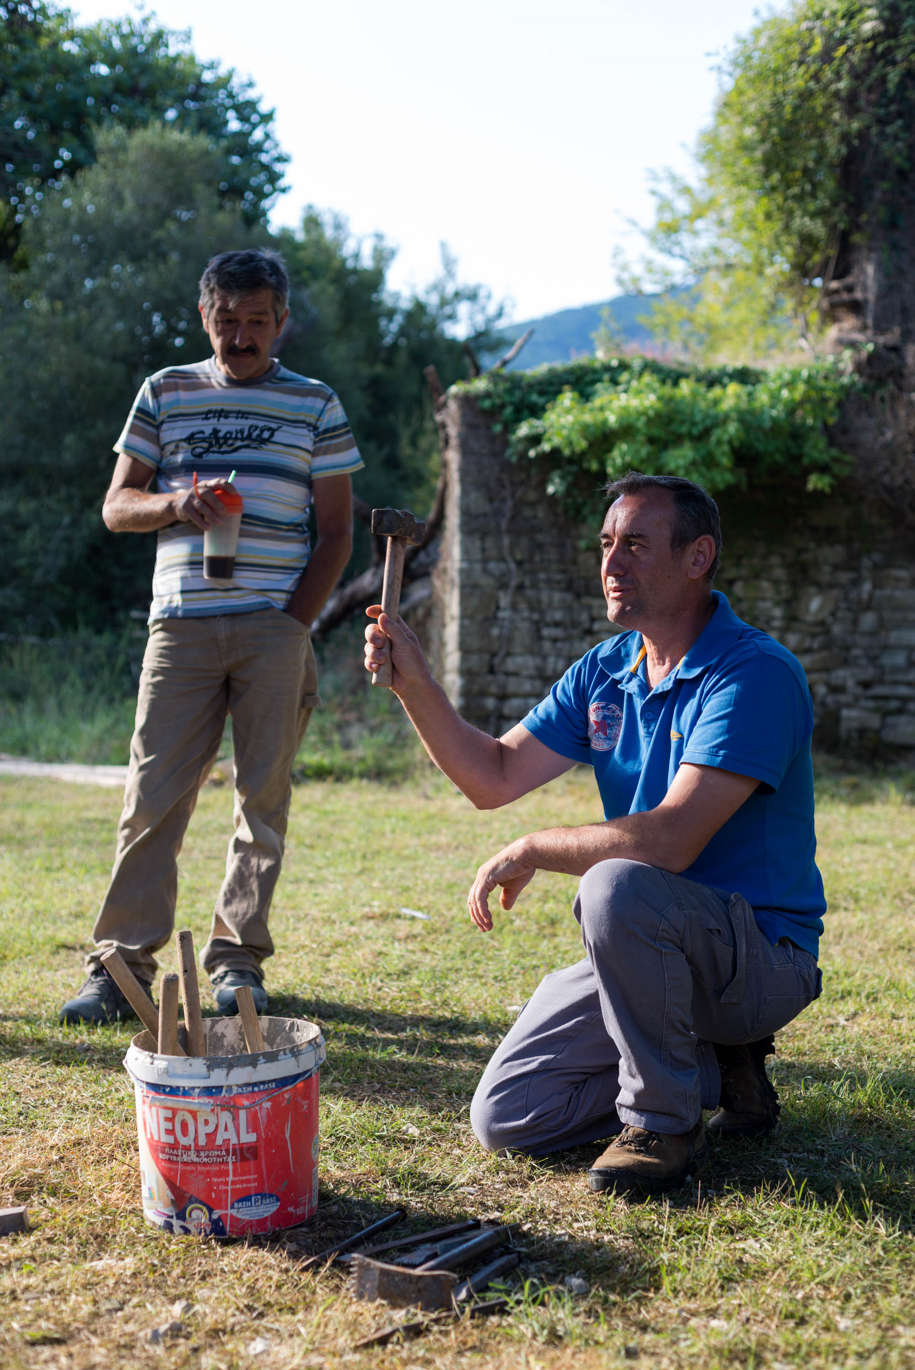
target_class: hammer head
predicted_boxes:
[370,506,425,544]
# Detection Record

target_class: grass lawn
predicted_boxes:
[0,759,913,1369]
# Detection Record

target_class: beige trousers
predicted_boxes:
[91,609,318,983]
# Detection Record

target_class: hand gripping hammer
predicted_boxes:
[370,506,425,687]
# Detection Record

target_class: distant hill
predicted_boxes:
[491,291,676,370]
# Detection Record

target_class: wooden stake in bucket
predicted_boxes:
[124,1014,325,1236]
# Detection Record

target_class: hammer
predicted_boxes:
[370,506,425,687]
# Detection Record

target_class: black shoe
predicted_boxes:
[210,968,267,1017]
[588,1121,706,1195]
[59,966,152,1026]
[707,1036,780,1137]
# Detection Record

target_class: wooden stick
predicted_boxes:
[157,972,180,1056]
[235,984,266,1052]
[100,948,161,1042]
[176,930,206,1057]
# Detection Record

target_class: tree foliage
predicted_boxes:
[0,0,286,260]
[627,0,915,361]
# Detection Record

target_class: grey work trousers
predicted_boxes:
[470,859,822,1154]
[90,609,319,983]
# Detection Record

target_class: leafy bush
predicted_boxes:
[465,354,858,527]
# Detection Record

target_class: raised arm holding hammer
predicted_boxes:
[369,506,425,687]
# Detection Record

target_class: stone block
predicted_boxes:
[799,650,843,672]
[799,590,839,622]
[502,695,542,715]
[839,707,883,733]
[872,588,915,612]
[876,569,915,587]
[881,716,915,747]
[888,629,915,648]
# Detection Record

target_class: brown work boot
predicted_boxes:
[707,1036,780,1137]
[587,1121,706,1195]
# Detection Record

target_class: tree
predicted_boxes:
[0,1,287,260]
[0,1,93,260]
[627,0,915,366]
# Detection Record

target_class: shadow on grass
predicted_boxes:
[0,1012,134,1071]
[265,1183,650,1302]
[535,1056,915,1233]
[272,993,500,1102]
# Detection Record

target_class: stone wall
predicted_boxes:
[429,390,915,757]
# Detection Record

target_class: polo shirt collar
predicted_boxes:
[597,591,743,688]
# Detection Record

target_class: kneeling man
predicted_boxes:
[364,473,824,1195]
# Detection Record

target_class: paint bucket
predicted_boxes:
[124,1016,324,1237]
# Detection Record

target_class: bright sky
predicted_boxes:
[69,0,777,322]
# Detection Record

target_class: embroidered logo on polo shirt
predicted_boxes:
[588,701,623,751]
[670,730,683,740]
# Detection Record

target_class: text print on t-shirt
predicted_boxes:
[588,701,623,751]
[184,416,282,459]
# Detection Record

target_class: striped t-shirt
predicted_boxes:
[115,357,363,621]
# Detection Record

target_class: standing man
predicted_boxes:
[61,248,362,1025]
[364,473,824,1195]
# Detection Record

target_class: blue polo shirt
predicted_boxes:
[521,592,825,956]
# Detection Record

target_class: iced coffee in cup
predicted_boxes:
[203,486,243,583]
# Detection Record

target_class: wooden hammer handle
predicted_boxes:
[157,973,181,1056]
[235,984,266,1052]
[100,948,164,1044]
[176,930,207,1057]
[372,538,407,688]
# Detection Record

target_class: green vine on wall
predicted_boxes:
[462,355,858,528]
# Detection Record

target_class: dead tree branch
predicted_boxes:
[492,327,534,370]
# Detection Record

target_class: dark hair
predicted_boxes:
[198,249,289,322]
[603,471,723,580]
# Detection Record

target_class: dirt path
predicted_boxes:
[0,753,129,788]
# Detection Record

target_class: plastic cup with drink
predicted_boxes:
[195,470,243,584]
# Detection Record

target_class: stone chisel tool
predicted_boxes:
[415,1223,513,1272]
[453,1249,521,1302]
[340,1218,481,1264]
[235,983,266,1052]
[298,1207,407,1270]
[369,506,426,687]
[176,929,206,1057]
[157,973,181,1056]
[100,948,187,1055]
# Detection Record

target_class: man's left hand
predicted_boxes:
[467,840,536,932]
